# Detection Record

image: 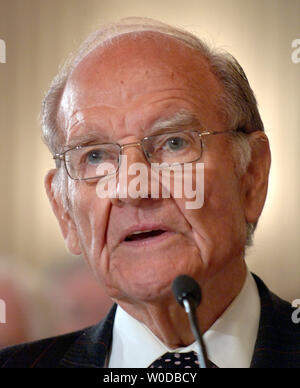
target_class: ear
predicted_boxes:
[45,169,82,255]
[242,131,271,223]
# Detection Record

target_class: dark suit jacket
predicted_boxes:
[0,274,299,368]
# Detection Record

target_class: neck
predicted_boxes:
[117,258,247,348]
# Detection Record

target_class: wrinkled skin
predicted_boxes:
[45,32,270,347]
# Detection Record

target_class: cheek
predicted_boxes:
[172,162,246,264]
[171,160,243,219]
[69,183,112,277]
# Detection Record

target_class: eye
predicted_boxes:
[162,136,189,152]
[85,148,106,165]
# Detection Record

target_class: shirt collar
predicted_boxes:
[109,271,260,368]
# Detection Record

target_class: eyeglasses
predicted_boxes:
[53,129,236,181]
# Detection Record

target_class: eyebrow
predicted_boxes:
[65,129,108,150]
[65,110,203,149]
[150,110,204,133]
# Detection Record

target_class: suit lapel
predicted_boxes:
[58,304,117,368]
[251,274,284,368]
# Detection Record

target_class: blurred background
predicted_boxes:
[0,0,299,347]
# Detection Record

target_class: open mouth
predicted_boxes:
[124,229,167,242]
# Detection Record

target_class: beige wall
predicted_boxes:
[0,0,299,301]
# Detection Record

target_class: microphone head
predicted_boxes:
[172,275,202,308]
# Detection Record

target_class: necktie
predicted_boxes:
[148,351,218,368]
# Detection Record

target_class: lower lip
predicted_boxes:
[121,231,176,247]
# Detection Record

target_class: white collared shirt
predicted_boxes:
[108,271,260,368]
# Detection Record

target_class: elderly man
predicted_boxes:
[0,17,299,368]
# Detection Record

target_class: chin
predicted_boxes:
[106,266,198,305]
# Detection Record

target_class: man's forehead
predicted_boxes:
[58,31,223,136]
[72,31,207,72]
[65,31,214,95]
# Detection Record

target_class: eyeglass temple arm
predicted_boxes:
[198,129,242,138]
[53,153,64,168]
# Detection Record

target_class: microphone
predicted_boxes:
[172,275,209,368]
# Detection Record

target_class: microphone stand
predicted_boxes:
[182,299,209,369]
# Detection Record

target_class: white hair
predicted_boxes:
[41,17,265,246]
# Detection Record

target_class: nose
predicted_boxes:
[110,142,152,207]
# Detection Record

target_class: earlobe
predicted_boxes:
[44,169,82,255]
[243,132,271,223]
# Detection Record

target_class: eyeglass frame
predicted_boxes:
[53,129,240,181]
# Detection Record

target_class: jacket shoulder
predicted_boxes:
[0,304,117,368]
[0,329,84,368]
[252,274,300,368]
[255,274,300,335]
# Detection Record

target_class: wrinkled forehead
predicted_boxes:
[58,31,223,131]
[69,30,214,84]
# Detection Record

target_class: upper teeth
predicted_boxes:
[131,230,153,235]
